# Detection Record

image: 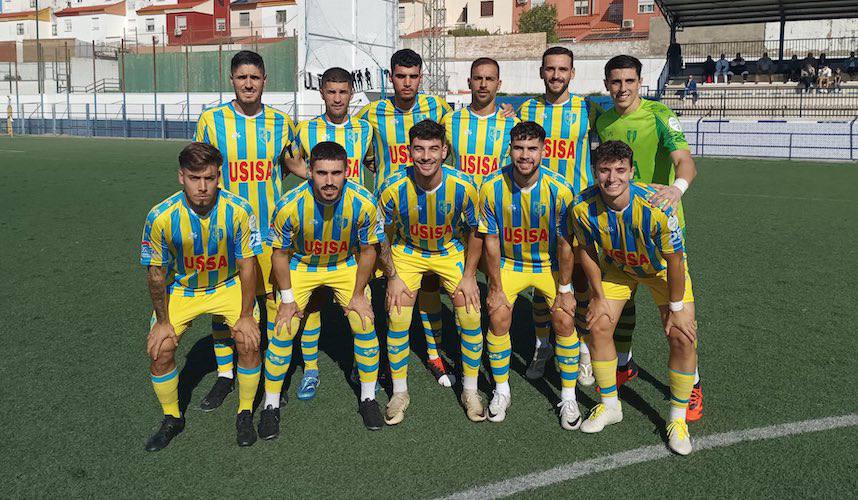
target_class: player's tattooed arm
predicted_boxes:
[233,257,261,353]
[272,248,302,336]
[483,234,511,314]
[345,243,377,329]
[552,234,576,318]
[378,239,397,279]
[146,265,177,360]
[380,239,414,313]
[453,230,483,313]
[577,244,613,328]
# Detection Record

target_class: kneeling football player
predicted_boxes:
[142,142,263,451]
[571,141,698,455]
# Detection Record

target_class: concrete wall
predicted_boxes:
[649,17,766,56]
[61,14,126,43]
[765,18,858,40]
[559,38,650,58]
[400,32,546,61]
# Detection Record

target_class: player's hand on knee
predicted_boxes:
[345,293,374,330]
[486,287,511,314]
[665,308,696,344]
[386,276,413,314]
[275,301,302,337]
[586,297,614,330]
[551,291,576,319]
[453,275,481,313]
[232,316,261,353]
[147,322,178,361]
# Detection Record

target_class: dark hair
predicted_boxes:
[604,55,642,79]
[541,46,574,67]
[309,141,348,168]
[592,140,634,169]
[408,119,445,143]
[509,121,546,143]
[391,49,422,71]
[231,50,265,75]
[179,142,222,171]
[470,57,500,76]
[321,67,353,88]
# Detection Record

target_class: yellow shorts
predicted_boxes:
[292,265,370,310]
[153,282,243,336]
[393,245,464,294]
[500,268,558,307]
[256,245,274,295]
[601,263,694,306]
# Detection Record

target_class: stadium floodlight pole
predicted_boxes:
[184,44,190,139]
[64,42,70,120]
[35,0,44,125]
[121,38,128,137]
[152,38,157,125]
[92,40,98,122]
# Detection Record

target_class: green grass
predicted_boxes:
[1,135,856,497]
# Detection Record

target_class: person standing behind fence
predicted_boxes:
[194,50,296,415]
[5,97,12,137]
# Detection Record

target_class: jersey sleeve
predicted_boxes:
[358,200,384,246]
[281,115,297,152]
[356,102,372,122]
[291,121,307,158]
[267,201,293,250]
[570,205,596,247]
[477,182,499,235]
[194,112,211,143]
[379,187,397,228]
[556,186,574,239]
[140,212,169,267]
[462,182,480,229]
[234,205,263,258]
[438,97,453,118]
[654,105,689,153]
[654,209,685,255]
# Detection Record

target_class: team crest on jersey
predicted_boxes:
[563,111,578,125]
[490,127,504,142]
[627,129,638,143]
[259,129,272,143]
[537,203,548,217]
[440,202,454,215]
[346,130,357,143]
[413,112,426,123]
[332,216,350,230]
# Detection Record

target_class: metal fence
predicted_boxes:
[662,87,858,118]
[681,36,858,63]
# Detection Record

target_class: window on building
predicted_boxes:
[606,2,622,20]
[91,16,100,31]
[574,0,589,16]
[239,12,250,27]
[275,10,288,24]
[146,18,155,32]
[52,23,57,36]
[16,23,24,36]
[480,0,493,17]
[65,19,72,32]
[176,16,187,30]
[29,0,36,8]
[216,18,226,31]
[638,0,654,13]
[398,6,405,24]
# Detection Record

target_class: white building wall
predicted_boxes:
[397,0,423,36]
[60,13,124,41]
[257,4,299,38]
[0,18,52,40]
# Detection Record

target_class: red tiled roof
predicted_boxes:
[137,0,207,14]
[401,26,444,39]
[55,0,125,17]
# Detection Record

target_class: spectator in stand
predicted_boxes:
[728,52,749,83]
[817,53,828,73]
[800,62,816,92]
[702,55,716,83]
[786,54,801,82]
[843,51,858,79]
[680,75,699,104]
[833,68,844,92]
[818,64,832,91]
[715,54,729,83]
[755,52,774,83]
[802,52,816,73]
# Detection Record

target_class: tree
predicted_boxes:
[518,4,558,43]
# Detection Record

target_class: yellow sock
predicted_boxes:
[455,306,483,380]
[592,358,619,400]
[263,316,299,396]
[486,331,511,385]
[301,312,322,372]
[669,368,696,420]
[236,363,261,413]
[387,306,413,382]
[418,289,442,358]
[212,319,234,376]
[349,312,379,384]
[532,293,551,345]
[151,367,180,418]
[555,333,580,395]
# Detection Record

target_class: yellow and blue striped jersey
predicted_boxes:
[442,107,519,186]
[378,165,479,257]
[141,190,263,296]
[357,94,452,188]
[518,95,599,195]
[267,180,384,271]
[195,102,296,241]
[293,114,373,185]
[570,182,685,278]
[478,166,575,273]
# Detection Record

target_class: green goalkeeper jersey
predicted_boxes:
[595,98,690,224]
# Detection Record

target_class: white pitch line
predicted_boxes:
[438,414,858,500]
[716,192,852,203]
[0,149,25,153]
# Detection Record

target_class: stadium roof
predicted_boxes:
[655,0,858,27]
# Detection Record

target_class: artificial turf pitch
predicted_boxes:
[1,135,856,498]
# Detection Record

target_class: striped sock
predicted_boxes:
[615,302,636,366]
[669,368,696,421]
[532,293,551,347]
[263,318,298,408]
[212,319,234,379]
[387,306,412,391]
[555,334,580,401]
[151,367,180,418]
[487,330,512,386]
[593,358,619,408]
[301,312,322,372]
[418,290,442,359]
[349,312,379,401]
[236,363,261,413]
[455,306,483,389]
